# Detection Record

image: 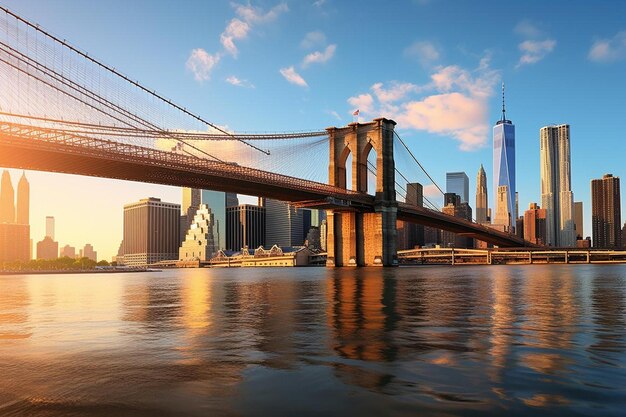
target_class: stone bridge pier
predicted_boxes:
[325,118,397,267]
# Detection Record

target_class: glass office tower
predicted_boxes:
[493,83,515,231]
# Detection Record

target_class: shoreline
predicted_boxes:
[0,269,159,275]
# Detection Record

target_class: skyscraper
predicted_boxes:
[261,198,304,247]
[493,83,515,231]
[476,164,488,224]
[201,190,238,251]
[540,124,576,247]
[45,216,55,240]
[226,204,266,251]
[591,174,622,249]
[524,203,547,245]
[179,204,217,261]
[397,182,425,249]
[82,244,97,262]
[0,170,15,224]
[122,197,180,266]
[446,172,469,203]
[16,172,29,226]
[180,187,201,243]
[574,201,584,239]
[36,236,58,260]
[0,171,30,262]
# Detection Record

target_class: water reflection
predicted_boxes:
[0,265,625,416]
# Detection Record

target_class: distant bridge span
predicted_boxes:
[0,121,533,249]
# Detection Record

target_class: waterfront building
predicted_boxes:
[441,194,473,248]
[574,201,584,239]
[37,236,58,260]
[0,170,15,223]
[122,197,180,266]
[516,217,524,239]
[540,124,575,247]
[302,209,312,243]
[82,244,97,262]
[0,224,30,262]
[179,204,217,261]
[397,182,425,249]
[226,204,266,251]
[261,198,304,247]
[622,223,626,249]
[493,83,515,232]
[0,171,30,262]
[59,244,75,258]
[16,172,29,226]
[201,190,238,251]
[446,172,469,203]
[180,187,201,244]
[319,220,327,251]
[45,216,55,240]
[591,174,622,249]
[476,164,488,224]
[524,203,547,246]
[493,185,511,231]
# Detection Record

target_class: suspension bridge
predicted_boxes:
[0,7,536,267]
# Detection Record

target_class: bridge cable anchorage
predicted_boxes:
[0,6,271,155]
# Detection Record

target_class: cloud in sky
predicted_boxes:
[300,31,327,49]
[188,2,288,82]
[423,183,442,199]
[404,40,440,65]
[186,48,221,81]
[517,39,556,67]
[302,44,336,67]
[279,66,308,87]
[221,3,288,57]
[514,20,543,38]
[226,75,255,88]
[347,57,499,151]
[588,31,626,62]
[514,20,556,67]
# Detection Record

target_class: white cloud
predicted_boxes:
[279,66,308,87]
[300,31,326,49]
[347,93,374,115]
[371,82,423,103]
[423,184,442,199]
[404,41,440,65]
[517,39,556,67]
[347,57,499,151]
[514,20,543,38]
[302,44,336,67]
[588,31,626,62]
[329,110,342,121]
[221,3,288,57]
[226,75,254,88]
[186,49,220,81]
[313,0,326,7]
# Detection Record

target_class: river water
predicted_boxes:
[1,265,625,416]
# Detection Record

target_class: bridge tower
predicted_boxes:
[326,118,397,267]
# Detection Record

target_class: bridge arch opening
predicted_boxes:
[337,145,352,190]
[362,140,378,196]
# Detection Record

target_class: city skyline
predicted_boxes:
[1,0,626,259]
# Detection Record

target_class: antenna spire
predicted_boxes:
[501,81,506,121]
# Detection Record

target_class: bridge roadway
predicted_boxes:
[0,122,533,248]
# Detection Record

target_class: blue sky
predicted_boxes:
[2,0,625,259]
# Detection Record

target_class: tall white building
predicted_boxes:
[493,83,515,232]
[540,124,576,247]
[45,216,55,240]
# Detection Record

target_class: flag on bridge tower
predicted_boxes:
[353,109,359,116]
